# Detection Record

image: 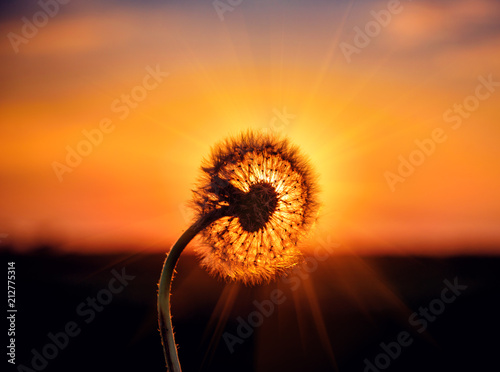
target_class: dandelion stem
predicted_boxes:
[157,210,224,372]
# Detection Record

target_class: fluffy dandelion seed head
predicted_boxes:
[192,131,319,285]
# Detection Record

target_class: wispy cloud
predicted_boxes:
[379,0,500,51]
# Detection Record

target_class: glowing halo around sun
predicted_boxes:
[191,131,320,285]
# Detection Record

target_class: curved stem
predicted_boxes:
[157,211,222,372]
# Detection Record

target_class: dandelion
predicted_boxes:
[158,130,319,371]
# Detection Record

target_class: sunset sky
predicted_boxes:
[1,0,499,254]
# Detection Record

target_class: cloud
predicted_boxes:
[386,0,500,51]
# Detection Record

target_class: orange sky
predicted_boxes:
[1,0,499,254]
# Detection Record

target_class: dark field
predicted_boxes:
[3,249,499,372]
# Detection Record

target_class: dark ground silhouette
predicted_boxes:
[3,248,499,372]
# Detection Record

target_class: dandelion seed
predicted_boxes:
[192,131,320,284]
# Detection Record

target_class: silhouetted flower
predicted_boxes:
[192,131,319,284]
